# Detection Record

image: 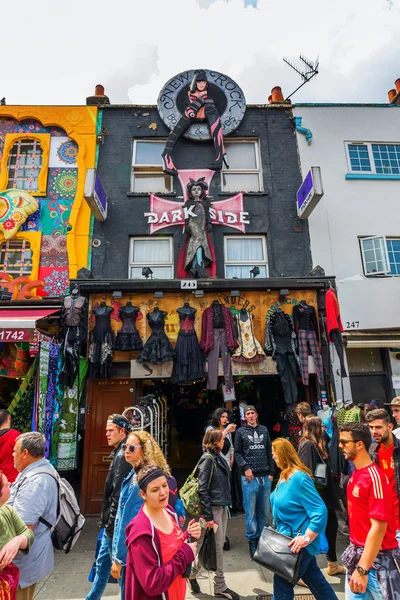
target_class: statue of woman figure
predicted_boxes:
[184,178,214,278]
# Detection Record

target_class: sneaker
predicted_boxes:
[188,579,201,594]
[215,589,240,600]
[223,536,230,551]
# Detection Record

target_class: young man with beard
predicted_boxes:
[339,422,400,599]
[366,408,400,542]
[385,396,400,439]
[234,406,274,558]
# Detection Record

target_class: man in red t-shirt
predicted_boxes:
[0,409,20,483]
[367,408,400,539]
[339,422,400,599]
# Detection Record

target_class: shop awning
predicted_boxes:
[0,308,59,330]
[344,331,400,349]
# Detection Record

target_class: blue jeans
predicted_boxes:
[86,530,113,600]
[273,549,338,600]
[119,567,125,600]
[344,570,384,600]
[241,475,271,541]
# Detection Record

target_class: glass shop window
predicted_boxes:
[224,235,268,278]
[131,140,172,193]
[7,139,43,191]
[360,236,400,276]
[129,237,173,279]
[346,142,400,175]
[221,140,262,192]
[0,239,33,277]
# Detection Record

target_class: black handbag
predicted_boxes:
[313,446,328,490]
[253,526,302,584]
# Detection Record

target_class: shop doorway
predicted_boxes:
[347,348,393,406]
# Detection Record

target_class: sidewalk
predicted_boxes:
[33,516,346,599]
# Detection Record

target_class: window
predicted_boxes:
[131,140,172,193]
[221,140,262,192]
[360,236,400,276]
[224,235,268,278]
[346,142,400,175]
[129,237,173,279]
[7,139,44,191]
[0,238,33,277]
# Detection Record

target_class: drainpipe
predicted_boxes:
[293,116,312,145]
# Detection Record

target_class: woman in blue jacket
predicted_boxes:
[270,438,338,600]
[111,429,184,599]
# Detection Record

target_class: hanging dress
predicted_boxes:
[115,306,143,351]
[232,313,265,363]
[172,307,204,383]
[88,306,114,379]
[137,310,175,364]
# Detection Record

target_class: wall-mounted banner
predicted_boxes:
[157,69,246,142]
[84,169,107,221]
[144,169,249,234]
[297,166,323,219]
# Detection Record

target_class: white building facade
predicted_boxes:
[293,102,400,405]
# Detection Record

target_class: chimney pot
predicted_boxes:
[271,86,284,103]
[95,84,105,97]
[388,89,397,103]
[395,79,400,94]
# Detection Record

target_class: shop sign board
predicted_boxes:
[0,328,34,342]
[296,166,323,219]
[84,169,107,221]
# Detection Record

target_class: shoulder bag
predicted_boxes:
[313,445,328,490]
[253,525,302,584]
[179,453,215,517]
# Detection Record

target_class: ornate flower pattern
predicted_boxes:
[43,269,70,297]
[56,140,78,165]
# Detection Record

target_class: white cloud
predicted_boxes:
[0,0,398,106]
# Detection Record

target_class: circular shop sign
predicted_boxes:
[157,69,246,141]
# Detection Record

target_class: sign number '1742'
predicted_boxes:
[180,280,197,289]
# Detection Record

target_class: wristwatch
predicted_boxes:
[302,534,310,544]
[356,565,370,576]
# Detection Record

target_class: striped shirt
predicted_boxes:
[347,463,397,550]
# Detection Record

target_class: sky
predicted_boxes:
[1,0,399,106]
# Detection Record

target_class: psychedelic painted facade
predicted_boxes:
[0,106,98,297]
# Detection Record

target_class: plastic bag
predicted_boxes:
[0,564,19,600]
[198,528,217,571]
[319,532,329,554]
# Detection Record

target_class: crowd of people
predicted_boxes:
[0,397,399,599]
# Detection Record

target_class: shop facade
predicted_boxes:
[0,104,97,473]
[293,90,400,406]
[76,73,347,514]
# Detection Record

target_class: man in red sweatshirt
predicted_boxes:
[0,409,20,483]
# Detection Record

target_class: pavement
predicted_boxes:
[33,515,346,599]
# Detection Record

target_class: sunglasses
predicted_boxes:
[338,439,360,446]
[122,444,141,453]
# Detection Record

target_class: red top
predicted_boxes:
[377,444,400,530]
[0,429,20,483]
[156,518,186,600]
[325,288,344,341]
[347,463,397,551]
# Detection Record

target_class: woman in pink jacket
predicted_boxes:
[125,464,201,600]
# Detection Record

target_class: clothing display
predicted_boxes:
[8,359,36,433]
[265,310,299,405]
[200,302,237,391]
[136,308,175,364]
[285,410,302,450]
[60,290,87,388]
[232,310,265,363]
[325,288,347,378]
[293,302,324,387]
[172,304,204,383]
[115,303,143,351]
[337,405,361,426]
[317,406,334,440]
[88,303,114,379]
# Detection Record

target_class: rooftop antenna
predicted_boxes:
[282,54,319,101]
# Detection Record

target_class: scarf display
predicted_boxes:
[8,359,37,433]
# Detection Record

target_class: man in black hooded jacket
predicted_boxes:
[234,405,274,558]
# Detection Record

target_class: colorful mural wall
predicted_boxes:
[0,107,98,297]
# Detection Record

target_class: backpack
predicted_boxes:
[21,468,85,554]
[179,453,215,517]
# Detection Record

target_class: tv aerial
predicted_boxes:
[282,54,319,101]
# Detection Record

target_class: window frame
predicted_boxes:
[223,234,268,278]
[0,231,41,281]
[345,141,400,176]
[359,235,393,276]
[128,236,174,279]
[131,139,173,194]
[221,139,263,192]
[0,134,50,196]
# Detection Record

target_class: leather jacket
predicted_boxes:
[370,435,400,525]
[100,438,132,537]
[198,450,231,522]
